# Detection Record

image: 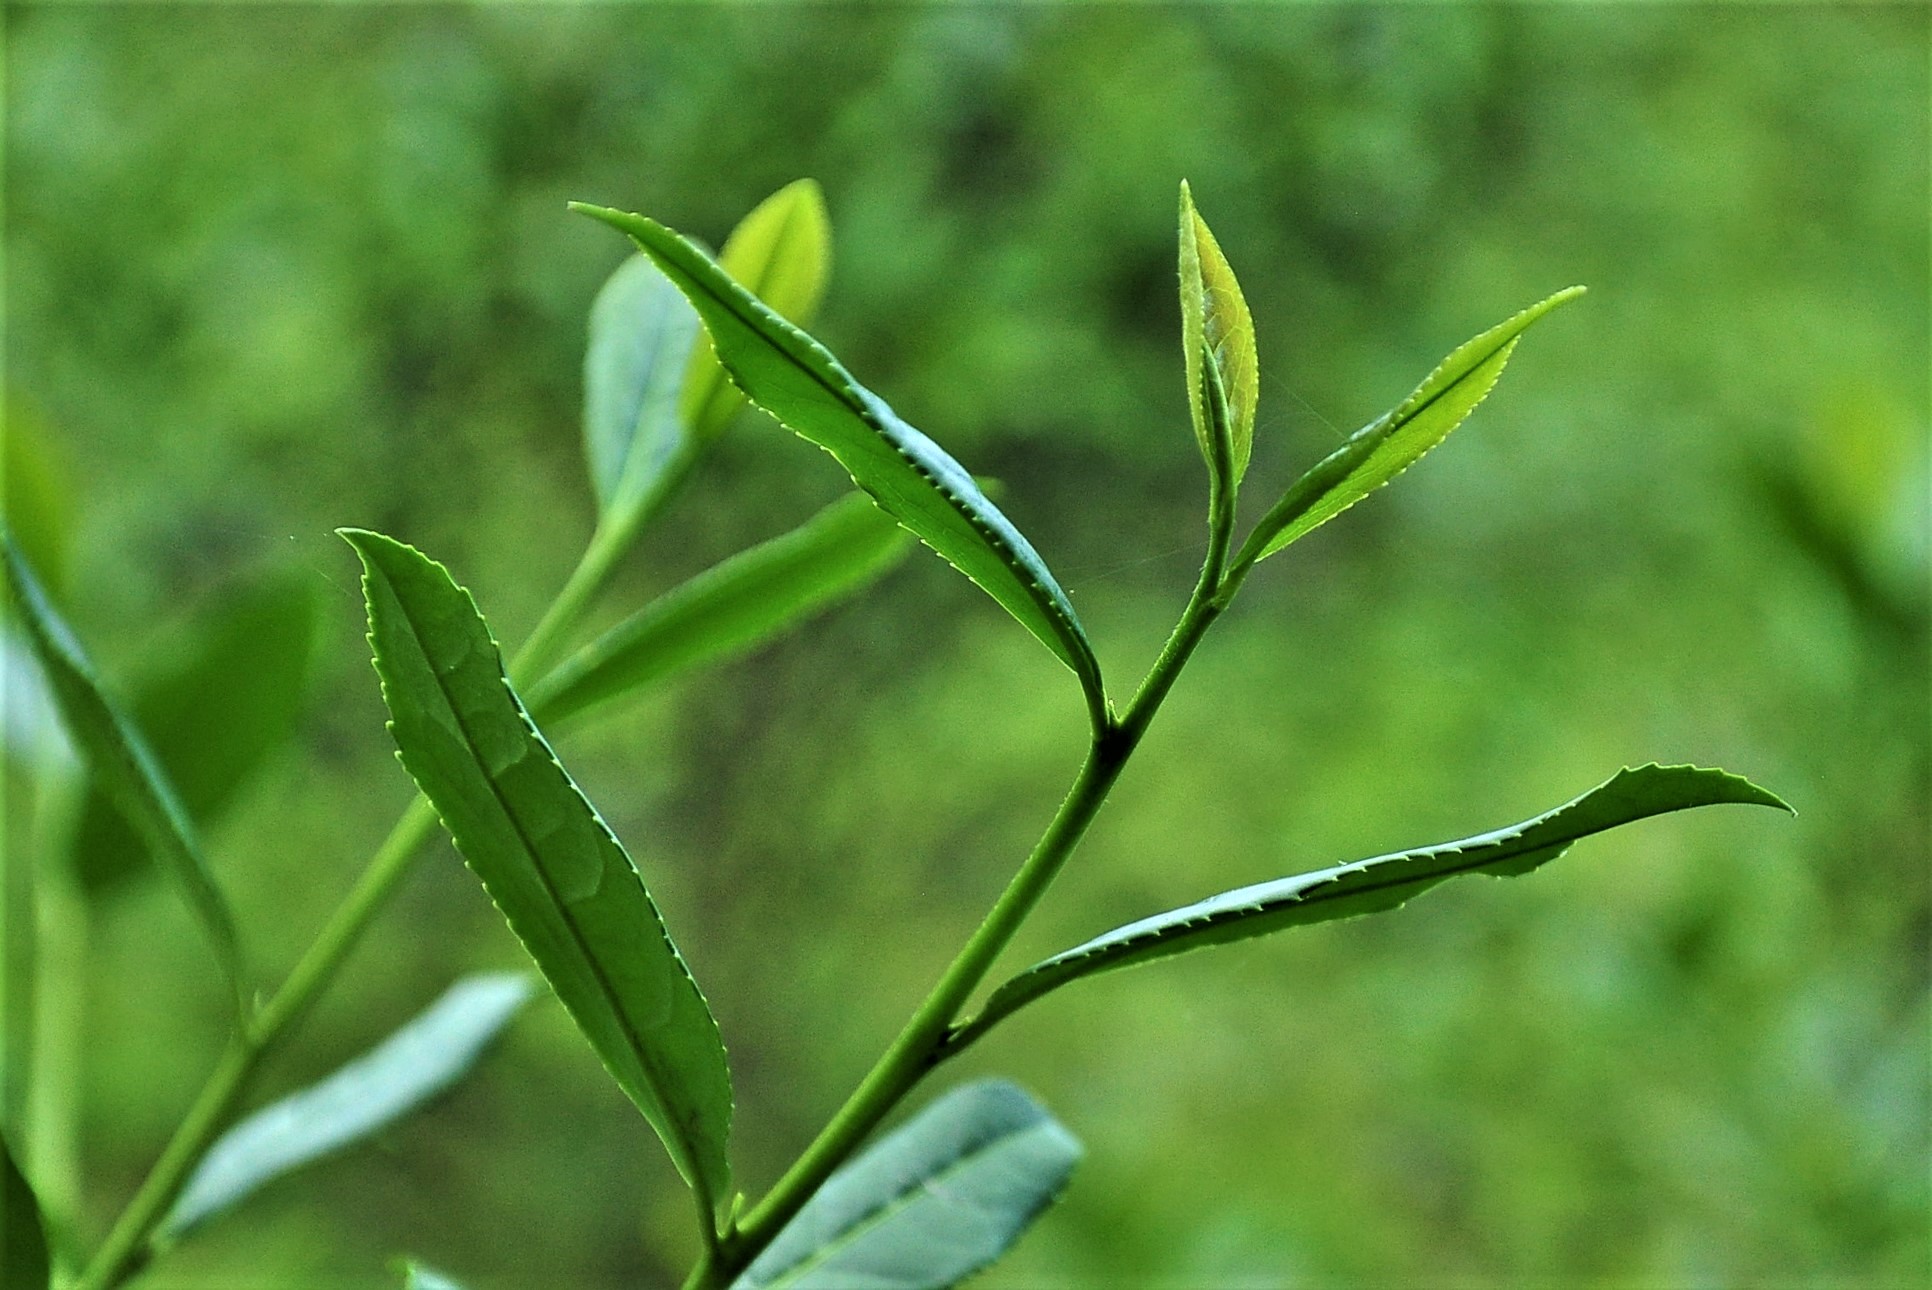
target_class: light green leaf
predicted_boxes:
[164,974,534,1237]
[2,1135,50,1290]
[71,570,317,895]
[530,493,912,727]
[2,535,245,1008]
[584,251,703,523]
[732,1081,1080,1290]
[569,202,1108,730]
[955,765,1790,1050]
[683,178,833,443]
[343,530,732,1209]
[1237,286,1585,568]
[1178,181,1258,487]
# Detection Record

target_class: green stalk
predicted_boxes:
[710,527,1233,1285]
[75,472,688,1290]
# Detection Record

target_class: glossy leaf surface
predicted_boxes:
[683,179,832,442]
[165,974,534,1236]
[1178,182,1258,486]
[71,570,317,894]
[733,1081,1080,1290]
[1239,286,1584,567]
[345,530,732,1207]
[2,536,244,1003]
[530,493,912,726]
[570,202,1106,724]
[2,1136,49,1290]
[962,765,1790,1045]
[584,252,702,523]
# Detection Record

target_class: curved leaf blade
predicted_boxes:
[70,570,318,894]
[2,535,245,1006]
[733,1080,1080,1290]
[343,530,732,1208]
[584,252,703,522]
[962,764,1790,1045]
[165,973,533,1237]
[683,179,832,443]
[530,493,913,727]
[569,202,1107,727]
[2,1135,50,1290]
[1178,181,1258,486]
[1240,286,1585,567]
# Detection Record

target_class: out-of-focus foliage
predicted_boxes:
[4,5,1924,1287]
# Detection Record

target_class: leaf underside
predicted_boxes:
[584,251,703,522]
[733,1080,1081,1290]
[1243,285,1585,566]
[3,535,245,1002]
[966,764,1790,1042]
[569,202,1106,724]
[344,529,732,1209]
[165,974,534,1236]
[530,492,913,727]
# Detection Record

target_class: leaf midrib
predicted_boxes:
[382,570,699,1183]
[650,230,1082,660]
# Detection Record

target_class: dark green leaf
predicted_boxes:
[529,493,913,727]
[2,1135,50,1290]
[343,529,733,1208]
[2,535,245,1007]
[70,570,317,894]
[732,1081,1080,1290]
[1178,181,1258,487]
[164,973,534,1237]
[958,765,1790,1047]
[683,179,832,443]
[584,252,703,523]
[569,202,1107,729]
[1237,286,1585,568]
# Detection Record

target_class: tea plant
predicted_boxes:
[1,181,1788,1289]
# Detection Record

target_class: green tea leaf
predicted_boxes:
[958,765,1789,1048]
[1237,286,1584,568]
[2,1135,50,1290]
[344,530,733,1208]
[70,570,317,894]
[683,178,832,442]
[1178,182,1258,487]
[584,252,703,523]
[164,973,534,1237]
[530,493,912,727]
[2,535,245,1007]
[570,202,1108,729]
[732,1080,1080,1290]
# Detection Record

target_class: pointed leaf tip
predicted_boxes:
[574,202,1107,730]
[1237,285,1584,567]
[346,528,733,1208]
[1178,184,1259,489]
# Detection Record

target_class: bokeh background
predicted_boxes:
[5,4,1926,1287]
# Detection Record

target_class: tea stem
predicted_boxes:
[715,551,1230,1283]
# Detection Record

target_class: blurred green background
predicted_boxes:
[5,3,1926,1287]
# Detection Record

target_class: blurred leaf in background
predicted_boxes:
[3,3,1924,1286]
